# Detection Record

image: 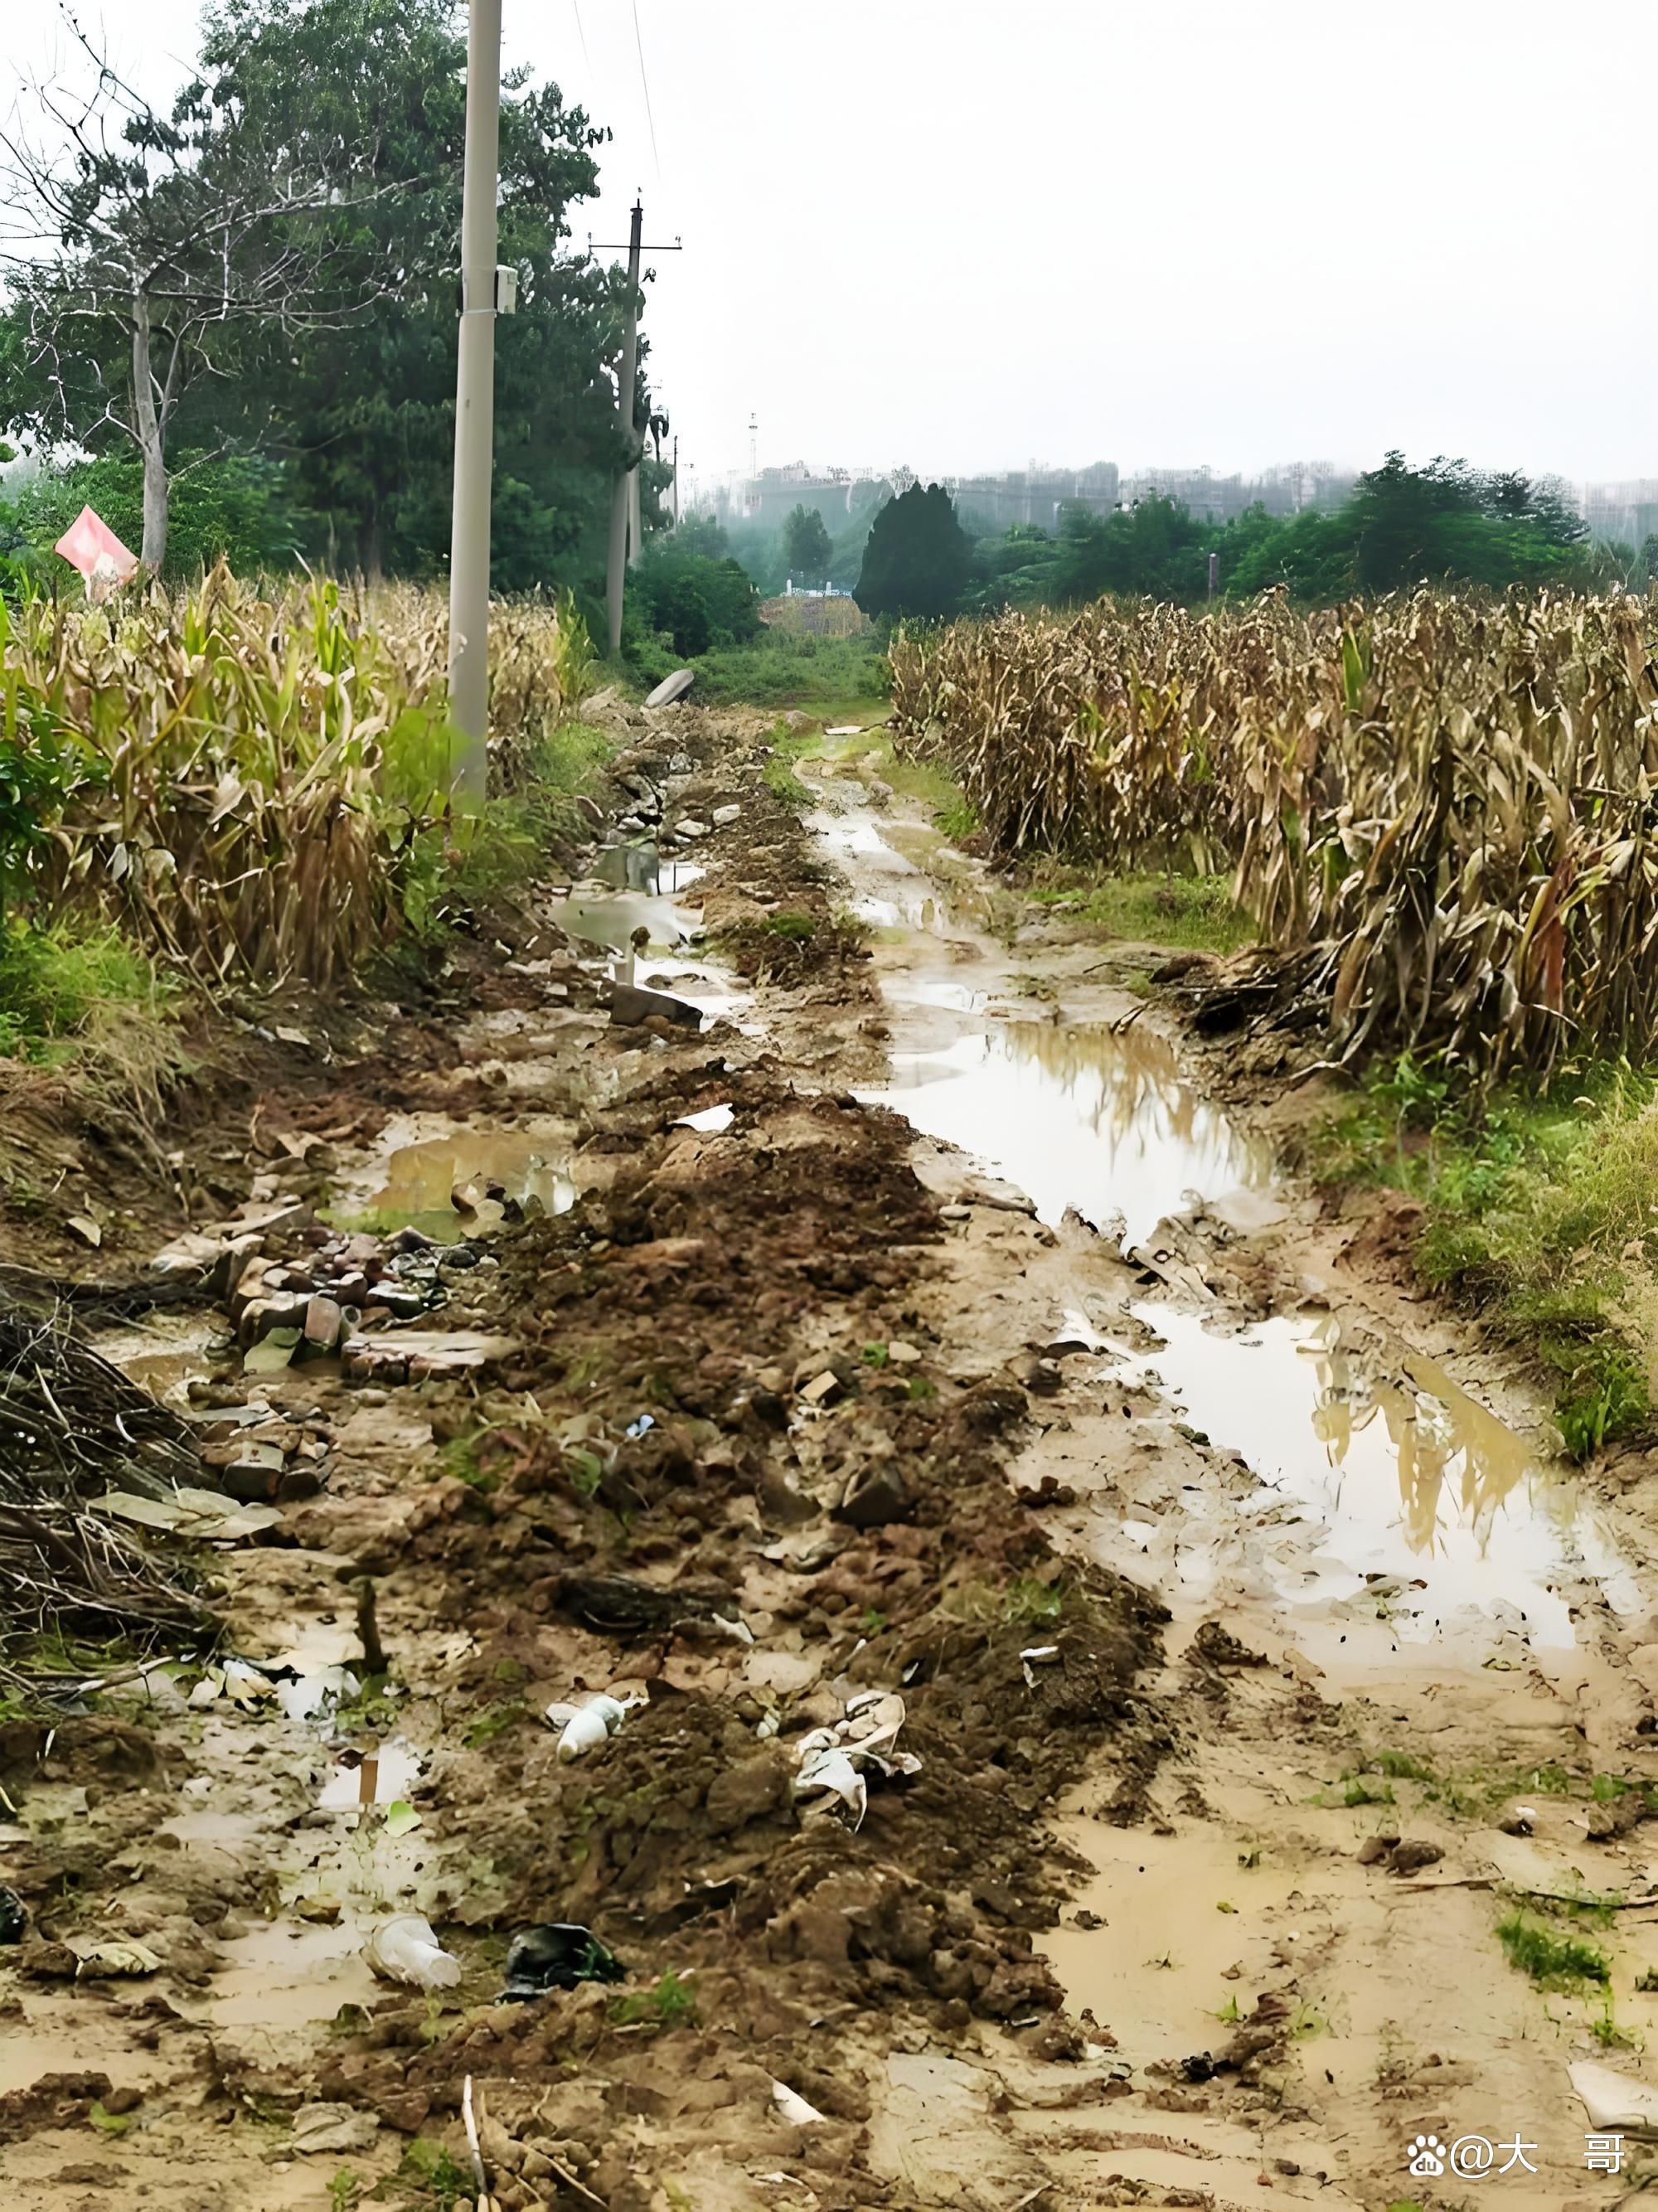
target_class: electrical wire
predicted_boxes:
[631,0,662,185]
[570,0,592,89]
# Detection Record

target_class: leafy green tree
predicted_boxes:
[0,12,391,570]
[1,0,662,600]
[854,483,972,622]
[659,575,711,657]
[783,502,833,579]
[17,450,307,579]
[632,528,762,662]
[191,0,644,593]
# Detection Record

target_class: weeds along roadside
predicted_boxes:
[1310,1055,1658,1458]
[0,566,608,1113]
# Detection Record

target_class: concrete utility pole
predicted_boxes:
[605,198,644,657]
[671,434,679,526]
[447,0,502,803]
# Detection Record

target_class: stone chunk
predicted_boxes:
[609,981,702,1031]
[643,668,694,708]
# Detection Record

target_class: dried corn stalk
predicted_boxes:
[892,591,1658,1086]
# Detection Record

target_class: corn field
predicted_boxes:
[890,593,1658,1084]
[0,568,589,987]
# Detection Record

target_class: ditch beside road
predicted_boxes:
[3,699,1657,2212]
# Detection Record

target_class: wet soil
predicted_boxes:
[5,704,1658,2210]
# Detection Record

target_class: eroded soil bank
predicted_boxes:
[5,701,1658,2212]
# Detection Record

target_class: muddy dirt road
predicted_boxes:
[6,703,1658,2211]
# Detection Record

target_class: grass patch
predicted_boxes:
[762,717,823,806]
[526,717,615,827]
[609,1968,698,2030]
[1313,1056,1658,1458]
[1374,1751,1435,1782]
[630,630,889,708]
[462,1700,528,1749]
[1021,864,1254,953]
[1002,1574,1066,1626]
[402,717,618,939]
[1340,1777,1394,1808]
[865,736,980,842]
[0,916,187,1113]
[393,2138,476,2209]
[1496,1909,1611,1987]
[764,910,817,942]
[438,1431,501,1494]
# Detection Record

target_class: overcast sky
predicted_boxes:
[12,0,1656,488]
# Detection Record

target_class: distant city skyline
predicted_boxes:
[698,454,1658,546]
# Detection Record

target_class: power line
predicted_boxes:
[630,0,662,185]
[569,0,592,91]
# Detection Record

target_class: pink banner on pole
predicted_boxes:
[54,505,140,583]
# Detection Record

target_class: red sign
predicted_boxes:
[54,506,140,584]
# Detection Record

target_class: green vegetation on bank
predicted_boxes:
[1022,866,1254,954]
[627,623,888,708]
[1315,1058,1658,1458]
[1496,1909,1612,1988]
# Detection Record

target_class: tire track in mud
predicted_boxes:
[797,739,1658,2210]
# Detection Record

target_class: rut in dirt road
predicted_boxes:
[798,735,1658,2211]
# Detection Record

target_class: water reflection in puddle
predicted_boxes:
[316,1735,424,1811]
[864,1023,1271,1249]
[561,885,697,953]
[368,1123,577,1242]
[1132,1307,1636,1646]
[807,809,946,932]
[99,1312,229,1404]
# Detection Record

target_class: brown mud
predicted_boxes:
[4,702,1658,2210]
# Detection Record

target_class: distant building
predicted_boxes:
[947,462,1120,533]
[1116,462,1353,522]
[1581,481,1658,551]
[707,463,897,532]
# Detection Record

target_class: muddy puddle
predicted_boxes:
[356,1118,579,1241]
[1041,1816,1306,2054]
[316,1734,424,1812]
[560,875,755,1030]
[1122,1307,1641,1651]
[809,801,1270,1244]
[806,808,943,931]
[813,791,1647,1667]
[865,1022,1272,1249]
[562,882,697,954]
[94,1309,230,1405]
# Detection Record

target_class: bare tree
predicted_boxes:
[0,8,395,570]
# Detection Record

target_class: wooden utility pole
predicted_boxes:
[446,0,502,803]
[599,201,682,654]
[604,200,643,657]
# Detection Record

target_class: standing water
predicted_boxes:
[812,793,1640,1657]
[863,1021,1271,1250]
